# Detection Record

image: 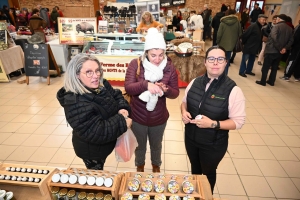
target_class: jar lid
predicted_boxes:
[138,193,150,200]
[59,188,68,196]
[154,193,166,200]
[87,193,95,200]
[96,192,104,200]
[104,194,112,200]
[60,174,69,184]
[87,176,96,186]
[78,192,87,199]
[96,177,104,186]
[67,190,76,197]
[182,181,194,194]
[104,177,113,187]
[52,174,60,183]
[79,175,87,185]
[121,192,133,200]
[51,186,59,193]
[69,174,78,184]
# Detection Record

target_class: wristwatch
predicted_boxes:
[211,121,220,130]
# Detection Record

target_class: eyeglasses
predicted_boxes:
[80,70,101,78]
[206,57,227,64]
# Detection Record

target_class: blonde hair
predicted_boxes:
[141,11,154,24]
[64,53,103,95]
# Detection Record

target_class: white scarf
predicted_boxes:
[142,57,167,82]
[139,57,167,111]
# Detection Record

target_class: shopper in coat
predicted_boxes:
[172,11,182,31]
[211,4,227,46]
[124,28,179,173]
[239,14,267,77]
[256,14,294,86]
[216,9,242,75]
[28,8,47,34]
[50,7,59,33]
[250,3,263,23]
[181,46,246,193]
[57,54,132,170]
[241,8,249,31]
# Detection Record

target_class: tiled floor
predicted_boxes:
[1,49,300,199]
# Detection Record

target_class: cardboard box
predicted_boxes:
[193,30,203,42]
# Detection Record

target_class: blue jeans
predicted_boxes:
[225,51,232,75]
[239,54,256,74]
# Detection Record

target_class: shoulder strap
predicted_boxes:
[136,57,140,79]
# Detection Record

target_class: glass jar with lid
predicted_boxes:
[87,193,95,200]
[78,192,87,200]
[67,189,76,200]
[95,192,104,200]
[50,186,60,200]
[58,188,68,200]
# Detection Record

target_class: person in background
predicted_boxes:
[239,14,267,77]
[95,10,103,21]
[202,4,212,41]
[50,7,59,33]
[2,5,13,25]
[250,3,263,24]
[136,11,163,33]
[38,5,50,28]
[0,9,9,22]
[256,14,293,86]
[28,8,47,34]
[55,6,63,17]
[280,19,300,81]
[159,13,167,33]
[258,15,277,65]
[57,54,132,170]
[211,4,228,46]
[241,8,249,31]
[217,9,242,75]
[9,8,16,26]
[124,28,179,173]
[172,10,182,31]
[181,45,245,194]
[189,10,203,30]
[16,8,27,30]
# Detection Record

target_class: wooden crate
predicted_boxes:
[47,167,124,199]
[119,172,213,200]
[0,163,58,200]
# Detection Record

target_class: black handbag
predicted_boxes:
[233,38,243,52]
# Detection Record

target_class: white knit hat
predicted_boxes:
[144,28,166,51]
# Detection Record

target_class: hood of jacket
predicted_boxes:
[57,87,77,107]
[220,15,239,26]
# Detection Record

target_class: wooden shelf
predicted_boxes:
[47,167,124,199]
[119,172,213,200]
[0,163,58,199]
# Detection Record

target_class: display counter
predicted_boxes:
[0,45,24,75]
[47,39,69,72]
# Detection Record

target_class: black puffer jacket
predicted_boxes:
[57,79,131,160]
[242,21,263,54]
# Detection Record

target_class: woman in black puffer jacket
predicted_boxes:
[57,54,131,170]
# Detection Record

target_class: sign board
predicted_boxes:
[58,17,97,45]
[160,0,172,7]
[0,58,9,83]
[94,55,138,81]
[172,0,185,6]
[24,44,49,77]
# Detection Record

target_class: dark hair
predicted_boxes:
[177,10,182,16]
[286,16,292,23]
[160,13,163,17]
[32,8,39,15]
[205,46,226,59]
[55,6,59,10]
[95,10,101,17]
[225,9,236,16]
[255,3,259,6]
[190,10,196,14]
[272,15,278,19]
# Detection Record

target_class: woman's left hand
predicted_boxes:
[118,109,129,117]
[155,82,168,93]
[191,115,214,128]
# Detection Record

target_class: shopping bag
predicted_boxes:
[233,38,243,53]
[115,128,138,162]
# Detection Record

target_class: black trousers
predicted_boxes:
[185,135,228,194]
[260,53,281,85]
[82,158,106,170]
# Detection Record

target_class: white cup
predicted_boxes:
[78,175,87,185]
[104,177,114,187]
[96,176,105,186]
[87,176,96,186]
[69,174,78,184]
[51,173,60,183]
[60,174,69,184]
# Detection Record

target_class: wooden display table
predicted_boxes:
[0,163,58,200]
[47,167,124,199]
[0,45,24,75]
[119,172,213,200]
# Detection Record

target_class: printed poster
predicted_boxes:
[58,17,97,45]
[0,59,9,82]
[93,55,138,81]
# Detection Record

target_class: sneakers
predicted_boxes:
[258,61,262,65]
[280,76,290,81]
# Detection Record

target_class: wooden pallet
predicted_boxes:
[119,172,212,200]
[47,167,124,199]
[0,163,58,199]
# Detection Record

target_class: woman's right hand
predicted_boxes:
[126,118,132,128]
[148,82,162,94]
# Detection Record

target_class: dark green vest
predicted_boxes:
[185,73,236,145]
